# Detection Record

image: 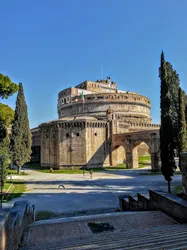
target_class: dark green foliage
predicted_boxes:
[185,94,187,122]
[10,83,32,173]
[0,103,14,128]
[0,154,9,184]
[0,74,18,181]
[0,73,18,99]
[165,62,180,149]
[159,51,177,192]
[0,123,6,142]
[0,133,11,182]
[178,87,187,154]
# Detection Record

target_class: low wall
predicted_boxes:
[149,190,187,222]
[119,190,187,222]
[0,200,35,250]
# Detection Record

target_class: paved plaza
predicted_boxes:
[6,167,181,213]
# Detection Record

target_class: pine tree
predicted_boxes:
[10,83,32,174]
[159,51,176,193]
[0,73,18,99]
[178,87,187,164]
[0,73,18,181]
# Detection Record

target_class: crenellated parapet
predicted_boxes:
[128,122,160,130]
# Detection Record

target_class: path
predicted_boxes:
[5,167,181,213]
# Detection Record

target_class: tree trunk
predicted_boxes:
[168,180,171,193]
[17,166,21,174]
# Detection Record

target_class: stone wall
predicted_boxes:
[58,122,86,167]
[58,92,151,124]
[39,118,111,168]
[85,121,110,167]
[40,124,59,167]
[0,200,34,250]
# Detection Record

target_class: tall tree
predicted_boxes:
[0,73,18,180]
[0,73,18,99]
[0,104,14,179]
[159,51,176,193]
[185,94,187,122]
[178,87,187,162]
[10,83,32,174]
[165,62,180,150]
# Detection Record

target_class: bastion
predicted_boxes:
[31,78,160,169]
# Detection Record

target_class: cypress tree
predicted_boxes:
[159,51,176,193]
[178,87,187,164]
[165,63,180,150]
[185,94,187,122]
[10,83,32,174]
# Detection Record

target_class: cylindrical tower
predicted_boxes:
[57,92,151,124]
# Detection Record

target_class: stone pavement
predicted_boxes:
[21,211,187,250]
[5,167,181,214]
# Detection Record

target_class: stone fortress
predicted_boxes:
[32,77,160,170]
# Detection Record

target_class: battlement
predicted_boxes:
[129,122,160,130]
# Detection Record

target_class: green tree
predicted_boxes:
[0,73,18,180]
[10,83,32,174]
[178,87,187,164]
[0,73,18,99]
[0,103,14,128]
[159,51,176,193]
[185,94,187,122]
[165,62,180,150]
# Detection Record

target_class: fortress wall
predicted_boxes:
[138,142,150,156]
[58,123,86,167]
[85,122,110,167]
[40,121,87,168]
[58,102,151,123]
[40,125,59,167]
[111,145,126,166]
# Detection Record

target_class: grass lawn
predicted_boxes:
[2,179,26,202]
[25,156,151,174]
[139,155,151,165]
[8,169,28,176]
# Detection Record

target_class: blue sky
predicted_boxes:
[1,0,187,128]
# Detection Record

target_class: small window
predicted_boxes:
[61,112,64,116]
[94,133,97,136]
[61,99,64,104]
[76,133,80,136]
[66,133,69,138]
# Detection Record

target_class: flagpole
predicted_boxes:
[81,91,85,115]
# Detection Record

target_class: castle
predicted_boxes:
[31,78,160,170]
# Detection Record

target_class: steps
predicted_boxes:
[119,190,187,223]
[21,224,187,250]
[119,192,151,211]
[21,190,187,250]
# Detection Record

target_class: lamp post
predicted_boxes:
[0,155,5,209]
